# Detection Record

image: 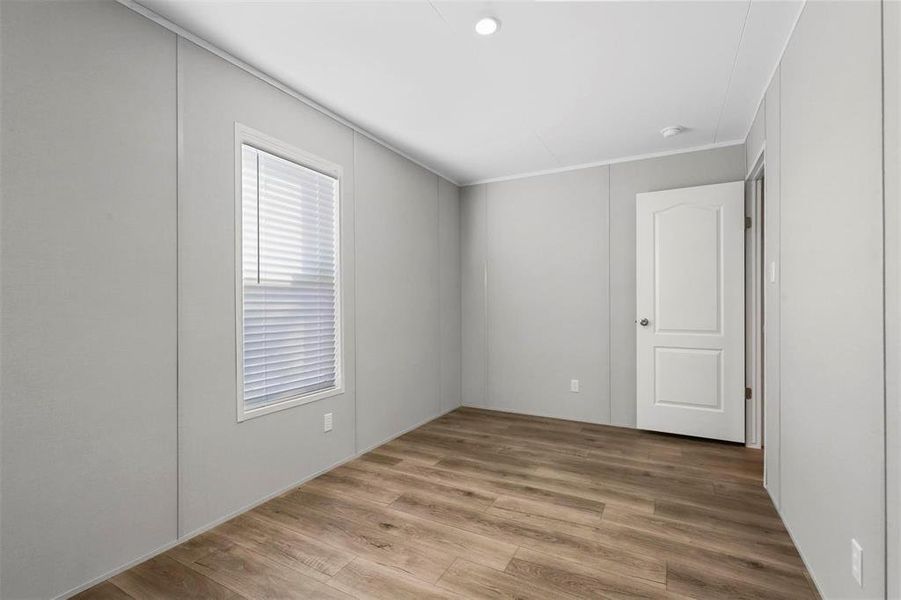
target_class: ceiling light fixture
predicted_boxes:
[660,126,684,138]
[475,17,500,36]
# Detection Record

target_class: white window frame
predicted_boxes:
[234,123,344,422]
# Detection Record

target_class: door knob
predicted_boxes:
[639,318,649,326]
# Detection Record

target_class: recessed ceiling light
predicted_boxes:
[660,126,684,138]
[475,17,500,36]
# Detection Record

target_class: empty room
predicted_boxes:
[1,0,900,599]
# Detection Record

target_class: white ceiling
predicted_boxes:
[137,0,803,185]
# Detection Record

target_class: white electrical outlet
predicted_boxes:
[851,539,863,587]
[570,379,580,393]
[323,412,333,433]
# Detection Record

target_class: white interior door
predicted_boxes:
[636,181,745,443]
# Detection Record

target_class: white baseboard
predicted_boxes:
[56,405,459,600]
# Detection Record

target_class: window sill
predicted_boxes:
[237,385,344,423]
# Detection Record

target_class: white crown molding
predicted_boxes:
[464,139,746,187]
[117,0,463,186]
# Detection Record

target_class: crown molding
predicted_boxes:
[464,140,746,186]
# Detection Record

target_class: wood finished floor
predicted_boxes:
[76,407,818,600]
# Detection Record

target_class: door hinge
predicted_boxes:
[745,216,752,229]
[745,387,752,400]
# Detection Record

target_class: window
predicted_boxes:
[237,128,342,421]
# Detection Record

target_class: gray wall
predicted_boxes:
[439,178,463,414]
[887,2,901,596]
[1,2,178,598]
[0,3,461,597]
[461,185,487,408]
[354,133,456,451]
[780,2,884,597]
[491,168,610,423]
[176,37,359,536]
[755,2,886,597]
[461,146,745,423]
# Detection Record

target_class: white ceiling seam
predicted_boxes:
[533,131,562,167]
[116,0,464,186]
[427,1,451,27]
[713,0,753,144]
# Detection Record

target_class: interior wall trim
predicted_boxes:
[742,0,808,143]
[746,141,766,180]
[466,140,745,187]
[116,0,462,187]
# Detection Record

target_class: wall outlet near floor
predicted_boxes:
[851,538,863,587]
[323,412,333,433]
[570,379,580,393]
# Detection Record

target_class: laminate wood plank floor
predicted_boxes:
[76,408,819,600]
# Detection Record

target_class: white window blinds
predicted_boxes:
[241,144,340,413]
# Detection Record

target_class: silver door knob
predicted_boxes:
[639,318,649,326]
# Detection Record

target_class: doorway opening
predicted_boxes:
[746,155,766,454]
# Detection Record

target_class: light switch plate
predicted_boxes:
[570,379,580,393]
[324,412,333,432]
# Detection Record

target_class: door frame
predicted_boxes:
[746,153,765,450]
